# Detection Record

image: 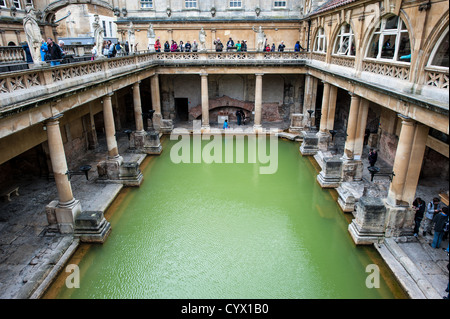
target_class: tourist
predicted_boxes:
[164,41,170,52]
[155,39,161,52]
[241,40,247,52]
[179,40,185,52]
[107,40,116,58]
[46,38,62,66]
[184,41,191,52]
[236,40,241,52]
[40,39,48,62]
[278,41,285,52]
[102,40,109,56]
[170,40,178,52]
[271,43,276,52]
[223,119,229,129]
[430,206,448,248]
[236,110,242,126]
[115,42,123,56]
[423,197,440,236]
[22,42,33,63]
[192,40,198,52]
[412,197,425,237]
[227,37,234,51]
[214,38,223,52]
[125,41,130,55]
[58,40,66,57]
[368,149,378,167]
[91,42,97,60]
[294,41,305,51]
[265,43,271,52]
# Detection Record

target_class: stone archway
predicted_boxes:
[42,0,114,23]
[189,95,282,123]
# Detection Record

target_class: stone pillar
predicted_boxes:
[319,82,330,133]
[317,82,331,150]
[302,75,318,128]
[103,93,121,160]
[254,73,263,131]
[386,116,419,207]
[133,82,144,132]
[151,74,162,131]
[343,93,361,160]
[45,115,82,234]
[317,156,343,188]
[353,99,369,159]
[326,85,338,131]
[201,73,210,131]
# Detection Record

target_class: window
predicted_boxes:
[141,0,153,8]
[109,21,113,38]
[102,21,107,37]
[366,16,411,62]
[314,28,327,53]
[333,24,355,57]
[25,0,34,6]
[0,0,6,7]
[185,0,197,8]
[274,1,287,7]
[230,1,242,8]
[428,29,449,68]
[12,0,21,9]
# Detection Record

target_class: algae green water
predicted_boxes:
[47,136,406,299]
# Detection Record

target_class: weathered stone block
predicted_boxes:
[74,211,111,243]
[300,131,319,156]
[349,197,387,245]
[317,157,343,188]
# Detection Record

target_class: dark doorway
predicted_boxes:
[175,98,189,121]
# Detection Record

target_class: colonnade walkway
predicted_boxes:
[0,123,448,299]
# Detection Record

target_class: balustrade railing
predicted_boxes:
[362,59,410,81]
[0,46,25,63]
[424,67,449,90]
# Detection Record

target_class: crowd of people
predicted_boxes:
[154,37,305,53]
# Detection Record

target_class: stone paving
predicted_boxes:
[0,123,448,299]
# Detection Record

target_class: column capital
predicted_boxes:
[46,114,63,124]
[105,92,114,98]
[200,72,208,77]
[255,73,264,77]
[348,91,358,97]
[133,81,141,88]
[397,114,415,125]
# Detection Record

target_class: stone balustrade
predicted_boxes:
[0,46,26,63]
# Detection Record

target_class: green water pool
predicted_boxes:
[44,135,407,299]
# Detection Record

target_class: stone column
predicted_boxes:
[326,85,338,131]
[254,73,263,131]
[151,74,162,131]
[103,93,122,161]
[319,82,330,133]
[45,115,82,234]
[46,115,74,206]
[302,75,318,129]
[201,73,210,130]
[343,93,361,160]
[386,116,417,206]
[133,81,144,132]
[353,98,369,159]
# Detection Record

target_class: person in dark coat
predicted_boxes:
[22,43,33,63]
[412,197,425,237]
[368,149,378,167]
[46,38,62,66]
[431,206,448,248]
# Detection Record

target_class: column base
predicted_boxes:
[201,125,211,133]
[341,159,364,182]
[289,113,304,133]
[299,131,319,156]
[384,202,415,238]
[316,157,343,188]
[317,131,331,151]
[97,158,143,187]
[253,124,263,133]
[348,197,387,245]
[74,211,112,244]
[130,130,163,155]
[45,199,82,234]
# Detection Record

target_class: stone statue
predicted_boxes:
[23,6,44,66]
[199,27,207,52]
[147,23,156,52]
[92,14,105,58]
[252,25,266,52]
[128,22,136,53]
